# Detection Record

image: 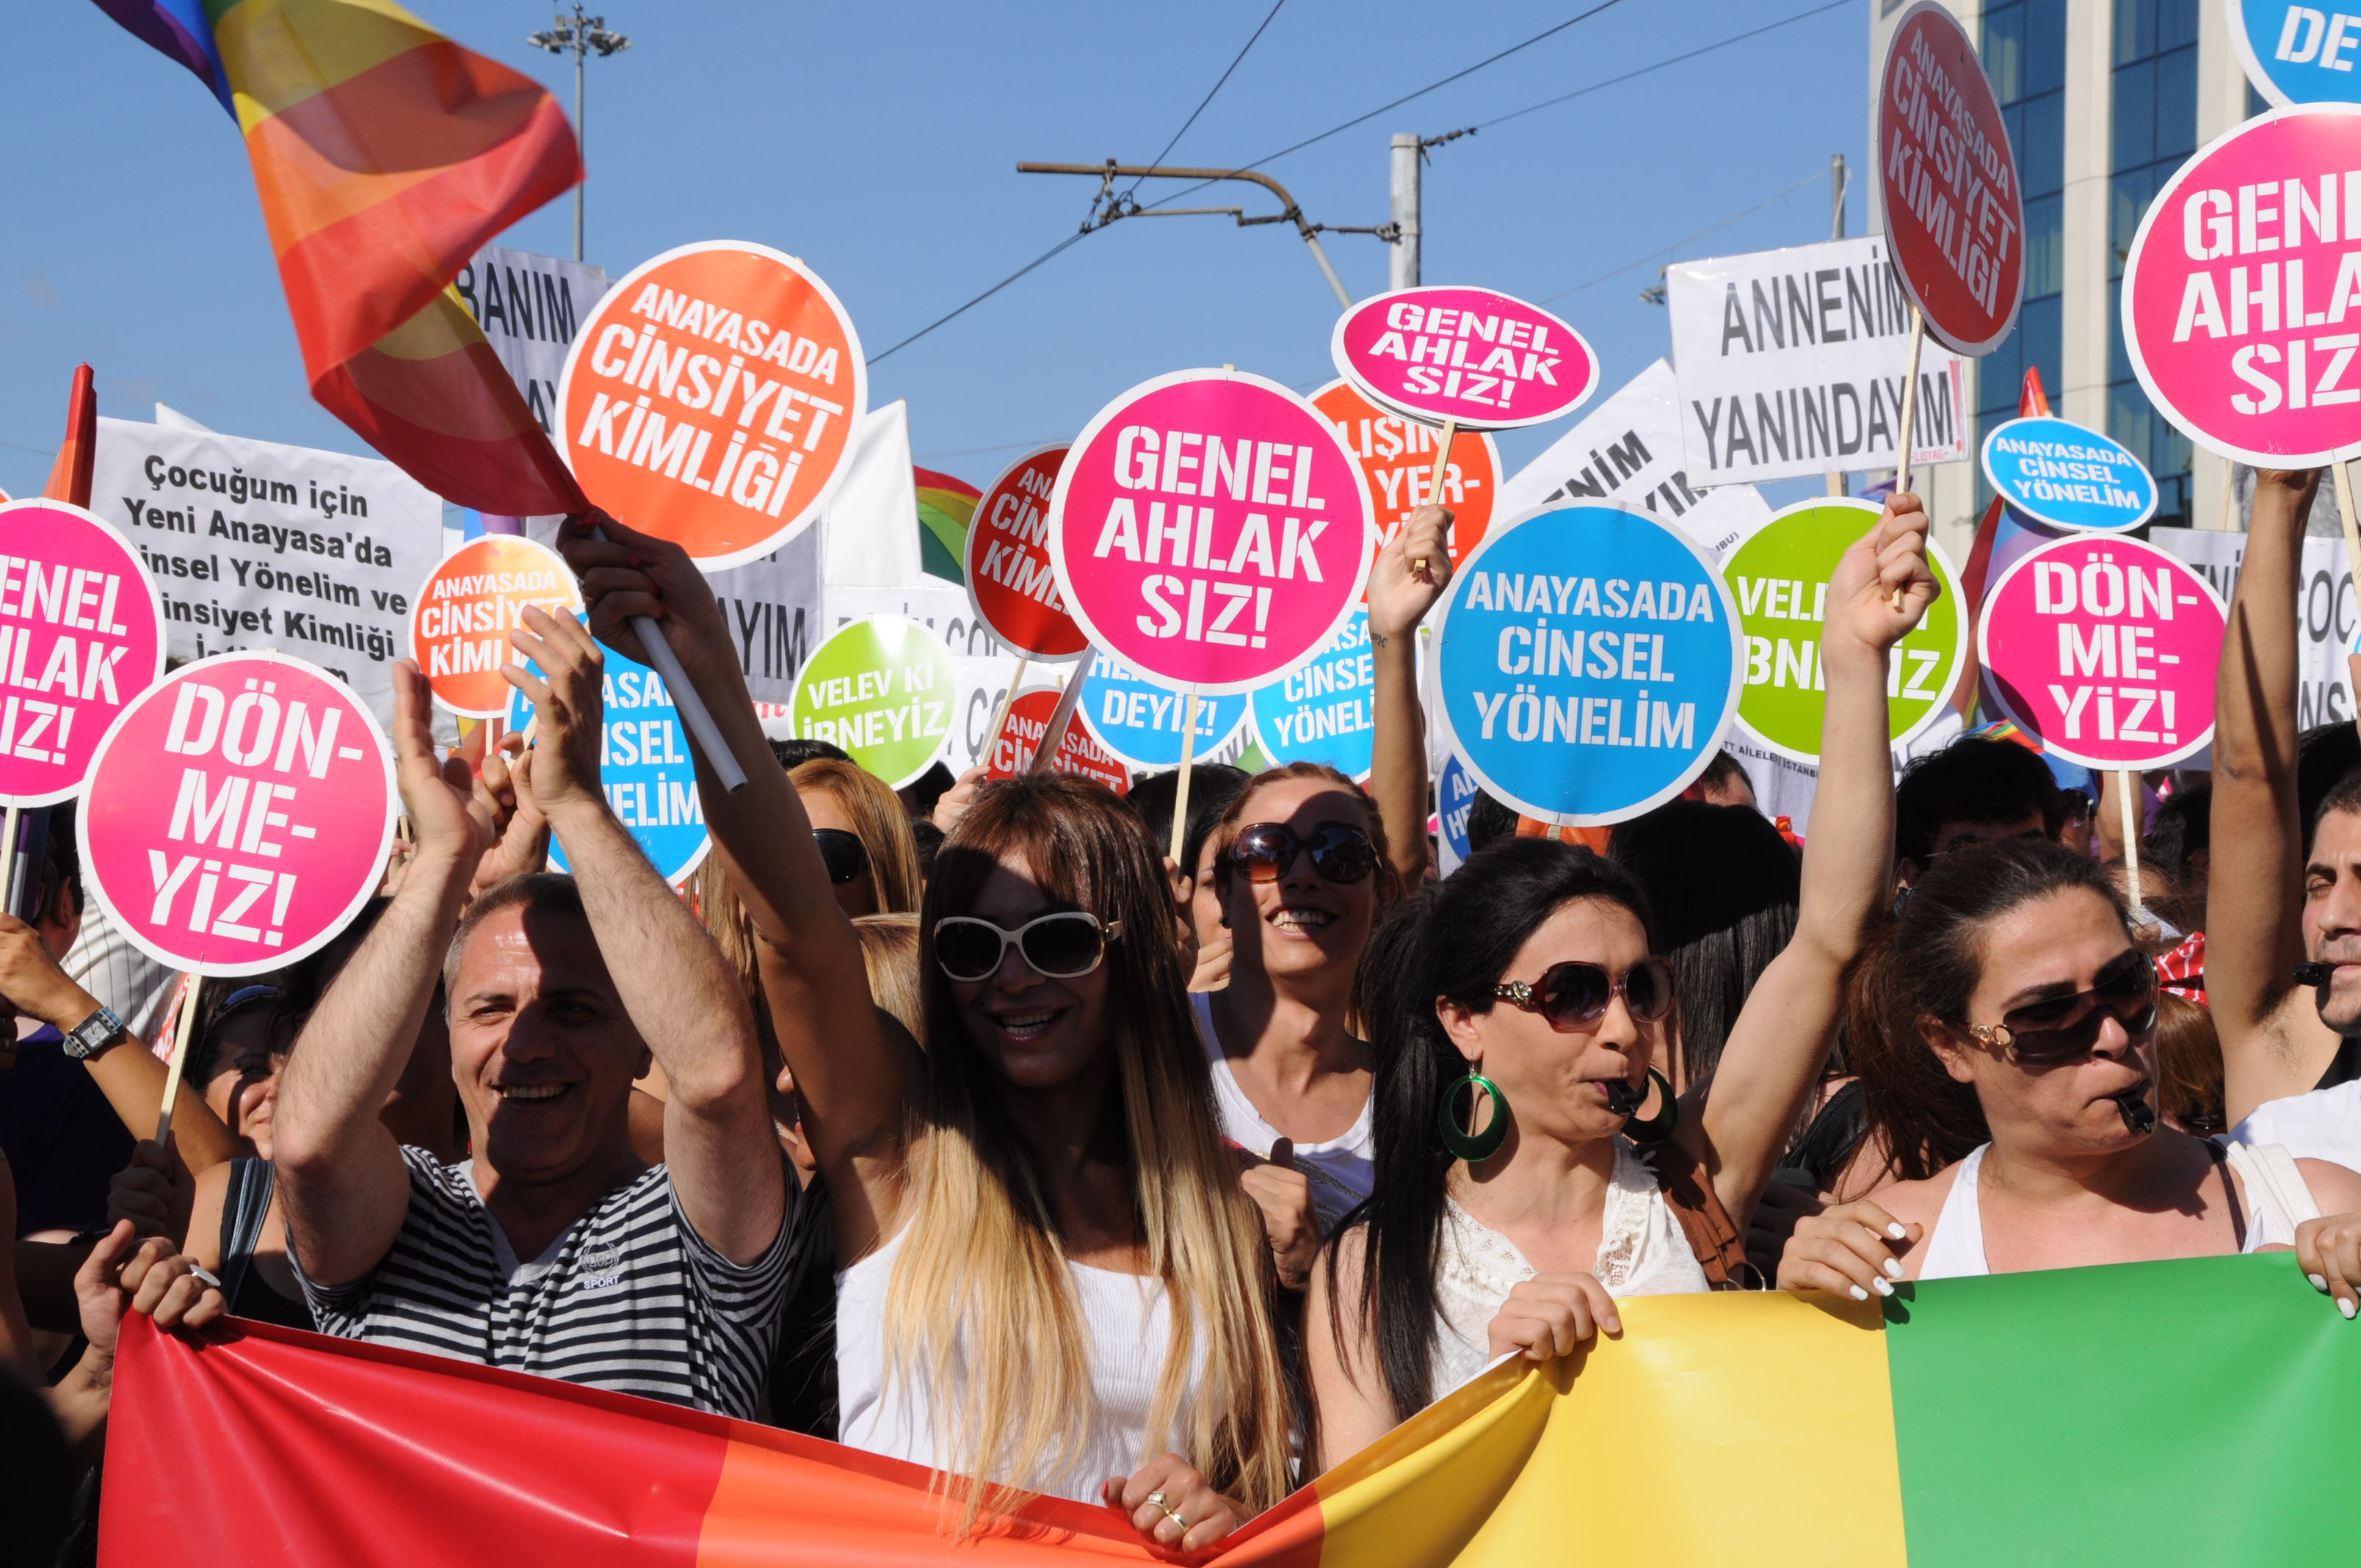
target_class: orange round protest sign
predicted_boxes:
[984,687,1129,794]
[557,241,866,570]
[409,537,584,718]
[1311,380,1498,584]
[964,446,1087,661]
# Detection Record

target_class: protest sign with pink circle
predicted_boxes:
[2122,104,2361,465]
[1979,535,2227,772]
[78,652,396,976]
[1330,287,1597,430]
[0,500,164,806]
[1048,369,1373,695]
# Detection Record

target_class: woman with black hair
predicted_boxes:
[1780,837,2361,1302]
[1302,495,1938,1463]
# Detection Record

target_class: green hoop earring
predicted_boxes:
[1618,1066,1680,1145]
[1438,1072,1510,1163]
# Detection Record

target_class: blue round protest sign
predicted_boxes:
[1074,653,1250,769]
[1435,502,1739,826]
[1980,416,2157,534]
[2233,1,2361,107]
[505,638,711,888]
[1249,608,1376,779]
[1437,752,1479,868]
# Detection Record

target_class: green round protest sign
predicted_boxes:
[788,614,956,788]
[1722,497,1966,765]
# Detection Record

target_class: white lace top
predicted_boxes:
[1428,1138,1710,1403]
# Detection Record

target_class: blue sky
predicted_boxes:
[1,0,1866,504]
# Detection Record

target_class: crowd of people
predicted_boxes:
[11,479,2361,1561]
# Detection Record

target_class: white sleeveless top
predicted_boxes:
[1427,1139,1711,1402]
[1191,992,1376,1231]
[1919,1141,2320,1280]
[834,1227,1200,1504]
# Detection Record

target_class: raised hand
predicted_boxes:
[554,510,736,692]
[1368,504,1455,644]
[1827,492,1939,656]
[502,607,607,820]
[391,660,493,872]
[471,733,550,897]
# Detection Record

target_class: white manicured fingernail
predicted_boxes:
[1849,1285,1868,1301]
[1872,1277,1894,1297]
[1887,1223,1909,1240]
[1882,1257,1905,1280]
[2343,1297,2357,1321]
[2311,1273,2329,1291]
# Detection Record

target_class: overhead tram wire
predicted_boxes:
[866,230,1093,366]
[1136,0,1631,212]
[1123,0,1290,200]
[1473,0,1853,134]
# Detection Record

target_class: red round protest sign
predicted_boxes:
[557,240,866,570]
[1330,286,1597,430]
[1877,2,2025,356]
[964,446,1087,661]
[983,687,1129,794]
[1312,380,1498,584]
[0,501,164,806]
[410,536,583,719]
[1979,535,2227,772]
[1048,369,1374,696]
[2122,104,2361,466]
[78,652,396,976]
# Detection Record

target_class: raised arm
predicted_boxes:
[272,663,488,1287]
[1690,494,1934,1219]
[2209,470,2337,1120]
[1366,504,1454,888]
[555,515,917,1259]
[502,607,783,1265]
[0,922,236,1172]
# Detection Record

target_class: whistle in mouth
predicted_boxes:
[2114,1090,2158,1135]
[1603,1079,1645,1117]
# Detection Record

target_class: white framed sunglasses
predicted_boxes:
[933,912,1122,981]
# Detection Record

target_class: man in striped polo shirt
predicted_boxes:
[273,609,794,1419]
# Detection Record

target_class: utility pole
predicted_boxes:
[1830,153,1849,242]
[1018,160,1372,308]
[1390,134,1421,290]
[529,4,631,262]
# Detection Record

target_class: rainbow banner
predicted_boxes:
[92,0,586,515]
[915,466,982,586]
[97,1253,2361,1565]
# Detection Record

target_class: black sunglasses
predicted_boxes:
[934,912,1123,982]
[813,828,868,887]
[1962,949,2157,1065]
[1494,957,1676,1030]
[1230,821,1377,885]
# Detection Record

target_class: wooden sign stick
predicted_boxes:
[153,970,202,1144]
[1415,418,1458,580]
[1889,307,1927,612]
[2328,457,2361,744]
[2118,769,2146,923]
[1168,690,1203,865]
[984,655,1030,764]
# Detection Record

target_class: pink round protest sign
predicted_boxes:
[1979,536,2227,772]
[1878,2,2025,356]
[78,652,396,976]
[1048,369,1374,695]
[2122,104,2361,466]
[0,500,164,806]
[1330,286,1597,431]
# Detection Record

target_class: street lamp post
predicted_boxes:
[528,4,631,263]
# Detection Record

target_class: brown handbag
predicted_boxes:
[1635,1138,1757,1290]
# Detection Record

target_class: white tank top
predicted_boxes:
[834,1227,1200,1504]
[1191,992,1375,1231]
[1426,1138,1711,1403]
[1919,1141,2320,1280]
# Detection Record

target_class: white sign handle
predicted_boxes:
[1168,689,1203,865]
[1030,647,1095,776]
[581,522,748,796]
[2118,769,2146,925]
[985,655,1031,766]
[1889,306,1927,613]
[2328,457,2361,740]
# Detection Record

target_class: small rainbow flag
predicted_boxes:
[915,466,981,586]
[92,0,587,515]
[97,1252,2361,1565]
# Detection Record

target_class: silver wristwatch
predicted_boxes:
[61,1006,128,1061]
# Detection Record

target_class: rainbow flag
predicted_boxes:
[92,0,587,515]
[97,1253,2361,1565]
[915,466,981,585]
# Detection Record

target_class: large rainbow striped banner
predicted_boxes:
[92,0,586,515]
[97,1253,2361,1565]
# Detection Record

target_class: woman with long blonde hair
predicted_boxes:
[792,756,922,916]
[561,517,1292,1550]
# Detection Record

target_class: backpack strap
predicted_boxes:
[1636,1139,1753,1291]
